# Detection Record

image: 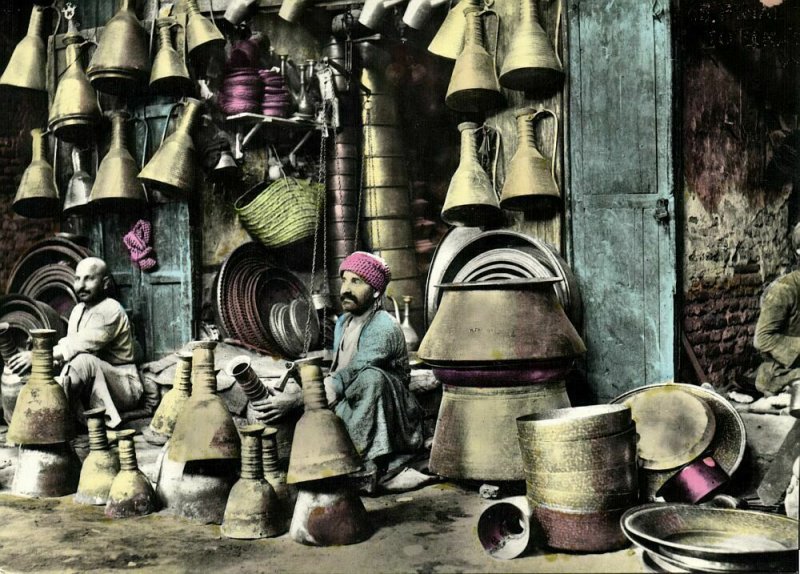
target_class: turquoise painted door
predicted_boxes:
[567,0,676,402]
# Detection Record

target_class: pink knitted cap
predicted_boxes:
[339,251,392,293]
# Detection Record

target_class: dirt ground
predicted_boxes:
[0,423,646,574]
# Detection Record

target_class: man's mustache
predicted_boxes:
[340,294,357,303]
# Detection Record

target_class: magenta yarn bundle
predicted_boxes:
[219,68,263,115]
[123,219,158,271]
[258,69,292,118]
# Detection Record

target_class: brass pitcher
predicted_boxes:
[441,122,501,227]
[75,407,121,505]
[86,0,150,95]
[7,329,71,445]
[48,29,102,144]
[445,7,503,113]
[401,296,420,352]
[168,340,241,462]
[498,0,564,95]
[150,18,194,97]
[89,111,147,210]
[221,424,285,539]
[105,429,159,518]
[428,0,482,60]
[63,146,94,216]
[0,5,49,92]
[138,98,203,196]
[12,129,60,219]
[184,0,225,57]
[146,351,192,445]
[500,109,561,215]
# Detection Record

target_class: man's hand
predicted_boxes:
[323,375,340,407]
[7,351,32,375]
[248,381,303,423]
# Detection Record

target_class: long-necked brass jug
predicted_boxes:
[428,0,481,60]
[13,129,60,219]
[105,429,159,518]
[87,0,150,95]
[89,111,147,210]
[150,18,194,97]
[500,109,561,215]
[7,329,71,445]
[168,340,241,462]
[48,31,102,143]
[498,0,564,95]
[184,0,225,58]
[75,407,121,505]
[146,351,192,445]
[445,7,503,113]
[0,5,49,92]
[63,146,94,215]
[138,98,203,196]
[441,122,501,227]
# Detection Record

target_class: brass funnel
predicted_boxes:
[445,8,503,113]
[500,109,561,215]
[11,443,81,498]
[286,362,362,484]
[146,351,192,445]
[0,6,48,92]
[221,424,285,539]
[48,31,102,143]
[150,18,194,97]
[168,340,241,462]
[441,122,501,227]
[12,129,59,219]
[75,407,121,505]
[89,111,147,210]
[184,0,225,57]
[86,0,150,95]
[428,0,481,60]
[418,279,586,365]
[7,329,71,445]
[63,146,94,215]
[138,98,203,196]
[498,0,564,95]
[290,478,372,546]
[105,429,159,518]
[278,0,313,23]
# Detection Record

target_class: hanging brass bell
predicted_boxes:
[441,122,501,227]
[12,443,81,498]
[286,361,362,484]
[0,5,49,92]
[498,0,564,95]
[63,146,94,216]
[145,351,192,446]
[75,407,121,505]
[138,98,203,196]
[7,329,71,445]
[89,111,147,211]
[86,0,150,95]
[221,424,285,539]
[184,0,225,58]
[445,7,503,113]
[168,340,241,462]
[150,18,194,97]
[105,429,159,518]
[500,109,561,215]
[12,129,60,219]
[290,478,373,546]
[48,29,102,143]
[428,0,481,60]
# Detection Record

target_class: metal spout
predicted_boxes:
[105,429,159,518]
[13,129,59,219]
[150,18,194,96]
[63,146,94,215]
[184,0,225,57]
[75,407,121,505]
[0,6,48,92]
[12,443,81,498]
[428,0,481,60]
[290,479,373,546]
[226,356,268,402]
[147,351,192,444]
[89,111,147,211]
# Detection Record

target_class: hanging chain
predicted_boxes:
[355,95,371,251]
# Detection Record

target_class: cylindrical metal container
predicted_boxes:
[531,504,630,552]
[362,187,412,219]
[361,95,400,126]
[362,126,405,157]
[363,157,408,188]
[362,218,414,250]
[372,248,418,279]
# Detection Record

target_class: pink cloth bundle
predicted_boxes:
[123,219,158,271]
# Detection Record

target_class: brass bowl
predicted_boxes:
[525,463,638,493]
[518,425,638,473]
[516,404,632,442]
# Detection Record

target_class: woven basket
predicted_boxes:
[235,178,323,249]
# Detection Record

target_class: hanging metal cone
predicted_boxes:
[498,0,564,95]
[278,0,312,23]
[168,340,241,462]
[184,0,225,57]
[290,478,373,546]
[7,329,71,445]
[445,8,503,113]
[12,443,81,498]
[75,408,121,505]
[63,146,94,215]
[500,109,562,214]
[428,0,481,60]
[89,111,147,210]
[221,425,285,539]
[358,0,388,29]
[105,429,159,518]
[13,129,59,219]
[403,0,449,29]
[138,98,203,196]
[147,351,192,445]
[0,6,48,92]
[441,121,501,227]
[150,18,194,97]
[286,362,362,484]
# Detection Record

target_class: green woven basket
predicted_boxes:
[235,178,323,249]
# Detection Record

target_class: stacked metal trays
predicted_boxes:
[0,294,67,348]
[268,299,320,359]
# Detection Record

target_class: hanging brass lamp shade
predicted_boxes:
[428,0,481,60]
[500,109,561,214]
[418,278,585,366]
[150,18,194,96]
[138,98,203,196]
[63,146,94,215]
[0,5,49,92]
[498,0,564,95]
[441,122,501,227]
[168,341,241,462]
[89,111,147,210]
[445,7,503,113]
[86,0,150,95]
[13,129,60,219]
[184,0,225,58]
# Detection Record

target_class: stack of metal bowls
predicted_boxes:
[516,404,639,552]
